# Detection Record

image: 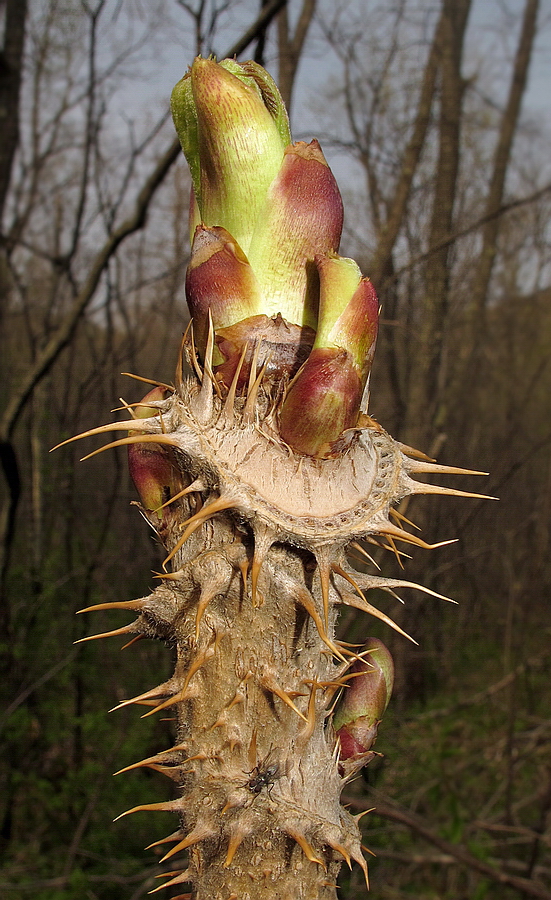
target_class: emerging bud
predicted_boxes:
[315,254,378,383]
[278,348,362,458]
[171,58,290,255]
[333,638,394,778]
[127,388,183,525]
[278,256,379,457]
[185,225,262,358]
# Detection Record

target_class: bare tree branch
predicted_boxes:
[344,790,551,900]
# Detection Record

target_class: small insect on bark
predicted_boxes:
[246,760,280,796]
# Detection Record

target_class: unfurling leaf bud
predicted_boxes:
[127,388,182,523]
[333,638,394,778]
[171,57,289,255]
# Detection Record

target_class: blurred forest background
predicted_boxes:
[1,0,550,898]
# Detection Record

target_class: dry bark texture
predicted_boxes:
[71,335,484,899]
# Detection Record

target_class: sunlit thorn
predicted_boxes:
[316,549,332,630]
[410,481,497,501]
[114,746,185,776]
[120,635,144,650]
[160,823,216,863]
[195,584,218,640]
[76,599,145,614]
[176,321,193,391]
[353,807,376,824]
[286,828,325,868]
[144,830,183,850]
[377,522,458,551]
[390,508,421,531]
[404,455,488,476]
[298,680,321,743]
[80,433,179,462]
[294,586,346,662]
[261,675,308,722]
[188,321,203,383]
[223,341,248,422]
[142,645,215,718]
[327,839,351,868]
[354,574,456,605]
[163,496,235,567]
[121,372,174,391]
[243,353,271,423]
[339,589,418,644]
[386,534,404,568]
[194,313,217,423]
[74,623,137,644]
[50,418,161,452]
[349,541,380,570]
[149,869,192,894]
[109,681,173,714]
[117,396,137,419]
[157,478,206,511]
[353,849,370,889]
[331,563,369,601]
[246,340,262,406]
[113,799,184,821]
[224,826,248,868]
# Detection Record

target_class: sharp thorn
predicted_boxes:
[339,590,418,643]
[261,674,308,722]
[80,433,178,462]
[286,828,325,868]
[160,823,215,862]
[189,321,203,382]
[157,478,206,511]
[222,341,248,421]
[163,496,234,566]
[121,373,173,391]
[74,623,137,644]
[114,799,184,821]
[76,599,145,614]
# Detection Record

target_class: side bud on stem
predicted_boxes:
[279,256,379,458]
[127,387,183,531]
[333,638,394,779]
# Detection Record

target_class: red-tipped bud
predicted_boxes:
[185,225,262,358]
[278,348,362,458]
[247,140,344,329]
[315,254,379,384]
[277,255,379,457]
[333,638,394,778]
[127,388,182,522]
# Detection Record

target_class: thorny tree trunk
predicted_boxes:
[67,48,486,900]
[74,353,480,900]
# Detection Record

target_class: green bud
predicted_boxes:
[171,57,289,255]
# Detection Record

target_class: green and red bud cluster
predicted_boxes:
[333,638,394,778]
[172,57,379,456]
